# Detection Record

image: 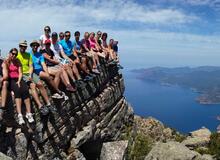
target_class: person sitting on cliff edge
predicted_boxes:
[41,39,76,92]
[50,32,86,87]
[72,31,94,82]
[29,40,59,115]
[0,57,9,125]
[59,31,86,82]
[6,48,34,125]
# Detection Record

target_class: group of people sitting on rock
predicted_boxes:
[0,26,122,126]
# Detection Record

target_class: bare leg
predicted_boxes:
[60,68,71,86]
[29,82,43,108]
[1,81,8,107]
[37,81,50,105]
[72,63,81,80]
[24,98,31,113]
[65,64,76,81]
[15,98,22,114]
[40,71,60,92]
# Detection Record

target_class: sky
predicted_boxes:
[0,0,220,69]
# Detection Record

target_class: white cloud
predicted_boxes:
[0,0,219,67]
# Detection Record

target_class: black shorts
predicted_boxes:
[68,55,76,61]
[10,79,30,99]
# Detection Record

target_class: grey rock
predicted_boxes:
[145,141,202,160]
[201,154,214,160]
[0,152,12,160]
[100,140,128,160]
[182,127,211,149]
[182,137,210,149]
[67,149,86,160]
[190,127,211,138]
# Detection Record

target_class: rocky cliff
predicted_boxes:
[0,63,134,160]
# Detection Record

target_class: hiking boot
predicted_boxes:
[25,113,34,123]
[66,84,76,92]
[39,105,49,116]
[18,114,25,125]
[84,76,92,81]
[92,69,100,74]
[75,79,86,88]
[88,73,96,78]
[47,104,57,113]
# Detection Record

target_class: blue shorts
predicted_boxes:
[34,69,43,75]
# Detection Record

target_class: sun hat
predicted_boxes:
[19,40,28,47]
[30,40,40,47]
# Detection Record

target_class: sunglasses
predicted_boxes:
[11,52,17,56]
[32,44,39,47]
[19,45,27,48]
[65,34,70,37]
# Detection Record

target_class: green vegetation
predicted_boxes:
[171,129,186,142]
[195,132,220,159]
[208,132,220,159]
[121,125,153,160]
[127,133,152,160]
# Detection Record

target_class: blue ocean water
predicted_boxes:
[123,70,220,133]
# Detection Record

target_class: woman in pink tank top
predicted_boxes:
[6,48,34,125]
[89,32,106,59]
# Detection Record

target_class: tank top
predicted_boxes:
[9,62,19,79]
[89,38,96,49]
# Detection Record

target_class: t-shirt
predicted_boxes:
[17,52,32,74]
[30,51,44,71]
[40,35,51,49]
[41,49,55,66]
[50,42,63,59]
[39,35,51,44]
[59,39,73,57]
[72,39,81,51]
[81,39,90,53]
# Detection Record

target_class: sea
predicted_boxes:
[122,69,220,133]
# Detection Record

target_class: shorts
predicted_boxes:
[34,69,43,75]
[23,73,41,84]
[48,65,61,70]
[57,57,69,65]
[82,52,93,58]
[68,54,76,61]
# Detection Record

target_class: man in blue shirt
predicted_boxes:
[30,40,66,113]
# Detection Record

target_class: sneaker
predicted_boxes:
[52,93,63,99]
[47,104,57,112]
[92,69,100,74]
[39,105,49,116]
[66,84,76,92]
[25,113,34,123]
[18,114,25,125]
[84,75,93,81]
[88,73,96,78]
[60,91,69,101]
[76,80,86,88]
